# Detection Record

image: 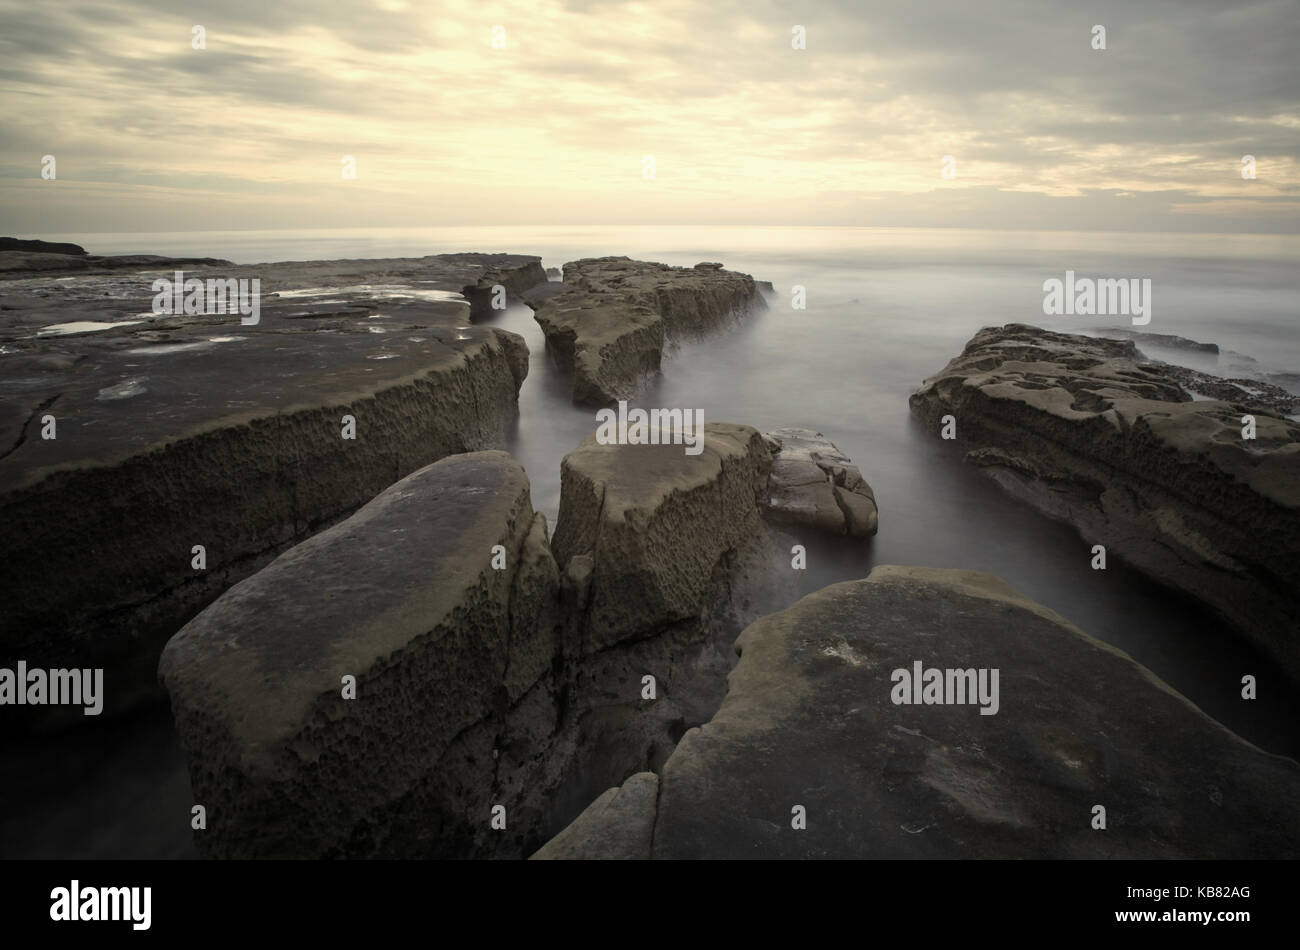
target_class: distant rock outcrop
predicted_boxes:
[0,237,88,256]
[527,257,766,406]
[0,251,233,278]
[535,566,1300,859]
[909,324,1300,683]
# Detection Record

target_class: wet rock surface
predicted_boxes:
[537,566,1300,859]
[763,427,878,539]
[909,324,1300,684]
[527,257,766,406]
[0,253,544,724]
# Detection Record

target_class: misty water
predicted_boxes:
[51,226,1300,758]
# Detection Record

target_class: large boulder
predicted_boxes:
[536,566,1300,859]
[529,257,766,406]
[909,324,1300,684]
[158,451,564,859]
[552,422,779,653]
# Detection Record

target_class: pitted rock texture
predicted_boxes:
[528,257,766,406]
[0,253,544,726]
[158,452,565,859]
[763,427,878,539]
[909,324,1300,684]
[544,421,796,829]
[552,422,780,654]
[537,566,1300,859]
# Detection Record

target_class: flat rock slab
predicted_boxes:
[763,427,878,538]
[159,451,561,859]
[909,323,1300,685]
[530,257,765,406]
[541,566,1300,859]
[1,253,543,725]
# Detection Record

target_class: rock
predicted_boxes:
[530,257,766,406]
[763,427,878,538]
[544,421,795,826]
[450,253,548,311]
[533,294,663,406]
[158,451,565,859]
[0,251,233,278]
[0,252,544,727]
[0,237,87,256]
[530,772,658,860]
[545,266,561,278]
[539,566,1300,859]
[552,422,778,653]
[1085,327,1219,354]
[1157,365,1299,416]
[158,425,798,860]
[909,324,1300,684]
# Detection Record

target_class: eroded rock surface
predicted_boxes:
[1,253,544,724]
[909,324,1300,683]
[537,566,1300,859]
[159,451,566,859]
[528,257,766,406]
[539,422,796,836]
[553,422,782,653]
[160,418,804,859]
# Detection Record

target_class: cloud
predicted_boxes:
[0,0,1295,231]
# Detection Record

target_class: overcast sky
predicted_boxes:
[1,0,1297,233]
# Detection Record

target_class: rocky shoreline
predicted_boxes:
[3,246,1296,861]
[909,324,1300,686]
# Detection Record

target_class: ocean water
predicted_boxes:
[36,225,1300,756]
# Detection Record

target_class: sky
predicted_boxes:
[1,0,1297,233]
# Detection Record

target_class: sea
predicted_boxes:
[7,226,1296,857]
